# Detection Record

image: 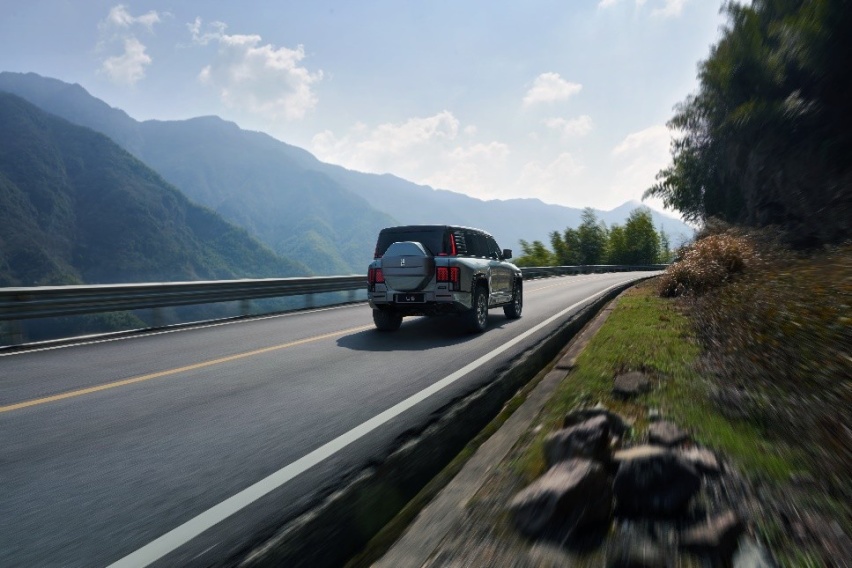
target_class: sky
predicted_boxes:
[0,1,730,216]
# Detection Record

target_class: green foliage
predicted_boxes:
[577,208,608,264]
[514,239,555,267]
[0,92,308,287]
[646,0,852,245]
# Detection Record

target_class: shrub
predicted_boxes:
[658,233,752,297]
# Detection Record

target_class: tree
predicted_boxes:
[577,208,607,264]
[645,0,852,245]
[606,224,628,264]
[622,208,660,265]
[515,239,554,267]
[551,228,581,265]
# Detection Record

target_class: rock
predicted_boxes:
[613,372,651,398]
[648,421,689,447]
[677,447,722,475]
[733,535,777,567]
[613,445,667,463]
[680,510,745,561]
[606,533,668,568]
[509,458,613,537]
[563,405,633,437]
[614,451,700,516]
[544,415,611,465]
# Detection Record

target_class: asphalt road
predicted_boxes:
[0,272,656,567]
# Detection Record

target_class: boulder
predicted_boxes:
[613,372,651,398]
[509,458,613,537]
[613,445,667,463]
[614,451,701,516]
[680,510,745,561]
[544,415,611,465]
[563,405,633,437]
[677,447,722,475]
[648,421,690,447]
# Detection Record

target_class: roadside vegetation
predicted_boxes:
[516,245,849,564]
[515,207,673,267]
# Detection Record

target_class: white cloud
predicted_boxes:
[598,0,687,17]
[517,153,585,203]
[190,18,322,120]
[311,112,515,200]
[98,5,162,85]
[608,124,673,209]
[543,115,594,137]
[523,73,582,107]
[101,37,152,85]
[103,5,161,30]
[652,0,688,18]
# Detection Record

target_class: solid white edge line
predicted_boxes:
[107,276,640,568]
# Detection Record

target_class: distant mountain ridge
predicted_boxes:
[0,72,693,271]
[0,91,307,286]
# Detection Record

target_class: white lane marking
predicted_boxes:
[107,276,640,568]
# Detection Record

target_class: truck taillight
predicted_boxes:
[368,267,384,285]
[436,266,460,290]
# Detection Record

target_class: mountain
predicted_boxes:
[313,168,694,252]
[0,92,308,286]
[0,72,693,269]
[0,72,395,275]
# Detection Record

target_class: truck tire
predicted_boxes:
[373,309,402,331]
[463,284,489,333]
[503,279,523,319]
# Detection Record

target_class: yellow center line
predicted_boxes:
[1,324,374,414]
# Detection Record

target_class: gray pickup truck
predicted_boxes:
[367,225,523,332]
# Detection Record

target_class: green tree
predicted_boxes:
[606,224,628,264]
[550,228,582,265]
[577,208,608,264]
[515,239,554,267]
[645,0,852,245]
[622,208,660,265]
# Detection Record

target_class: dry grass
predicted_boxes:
[668,226,851,534]
[658,231,753,297]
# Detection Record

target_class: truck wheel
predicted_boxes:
[463,285,489,333]
[503,279,523,319]
[373,309,402,331]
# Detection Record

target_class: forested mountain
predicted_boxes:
[0,72,395,275]
[0,72,693,268]
[0,92,307,286]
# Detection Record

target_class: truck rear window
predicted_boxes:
[375,228,447,257]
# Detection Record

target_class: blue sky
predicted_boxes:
[0,1,729,215]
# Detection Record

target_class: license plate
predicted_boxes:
[395,293,425,303]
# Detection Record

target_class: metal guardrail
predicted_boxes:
[520,264,668,279]
[0,266,666,323]
[0,276,366,322]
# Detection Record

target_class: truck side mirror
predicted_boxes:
[502,249,512,259]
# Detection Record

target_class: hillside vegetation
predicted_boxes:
[0,92,307,286]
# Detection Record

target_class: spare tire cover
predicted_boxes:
[380,241,435,292]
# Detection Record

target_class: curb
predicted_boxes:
[233,279,645,568]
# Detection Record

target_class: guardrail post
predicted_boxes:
[305,293,315,309]
[348,289,356,303]
[240,299,251,317]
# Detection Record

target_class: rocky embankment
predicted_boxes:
[507,373,775,567]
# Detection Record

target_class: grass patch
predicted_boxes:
[515,280,801,484]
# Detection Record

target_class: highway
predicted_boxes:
[0,272,656,567]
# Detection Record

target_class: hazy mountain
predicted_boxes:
[0,72,693,271]
[0,72,394,275]
[0,92,307,286]
[314,168,694,253]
